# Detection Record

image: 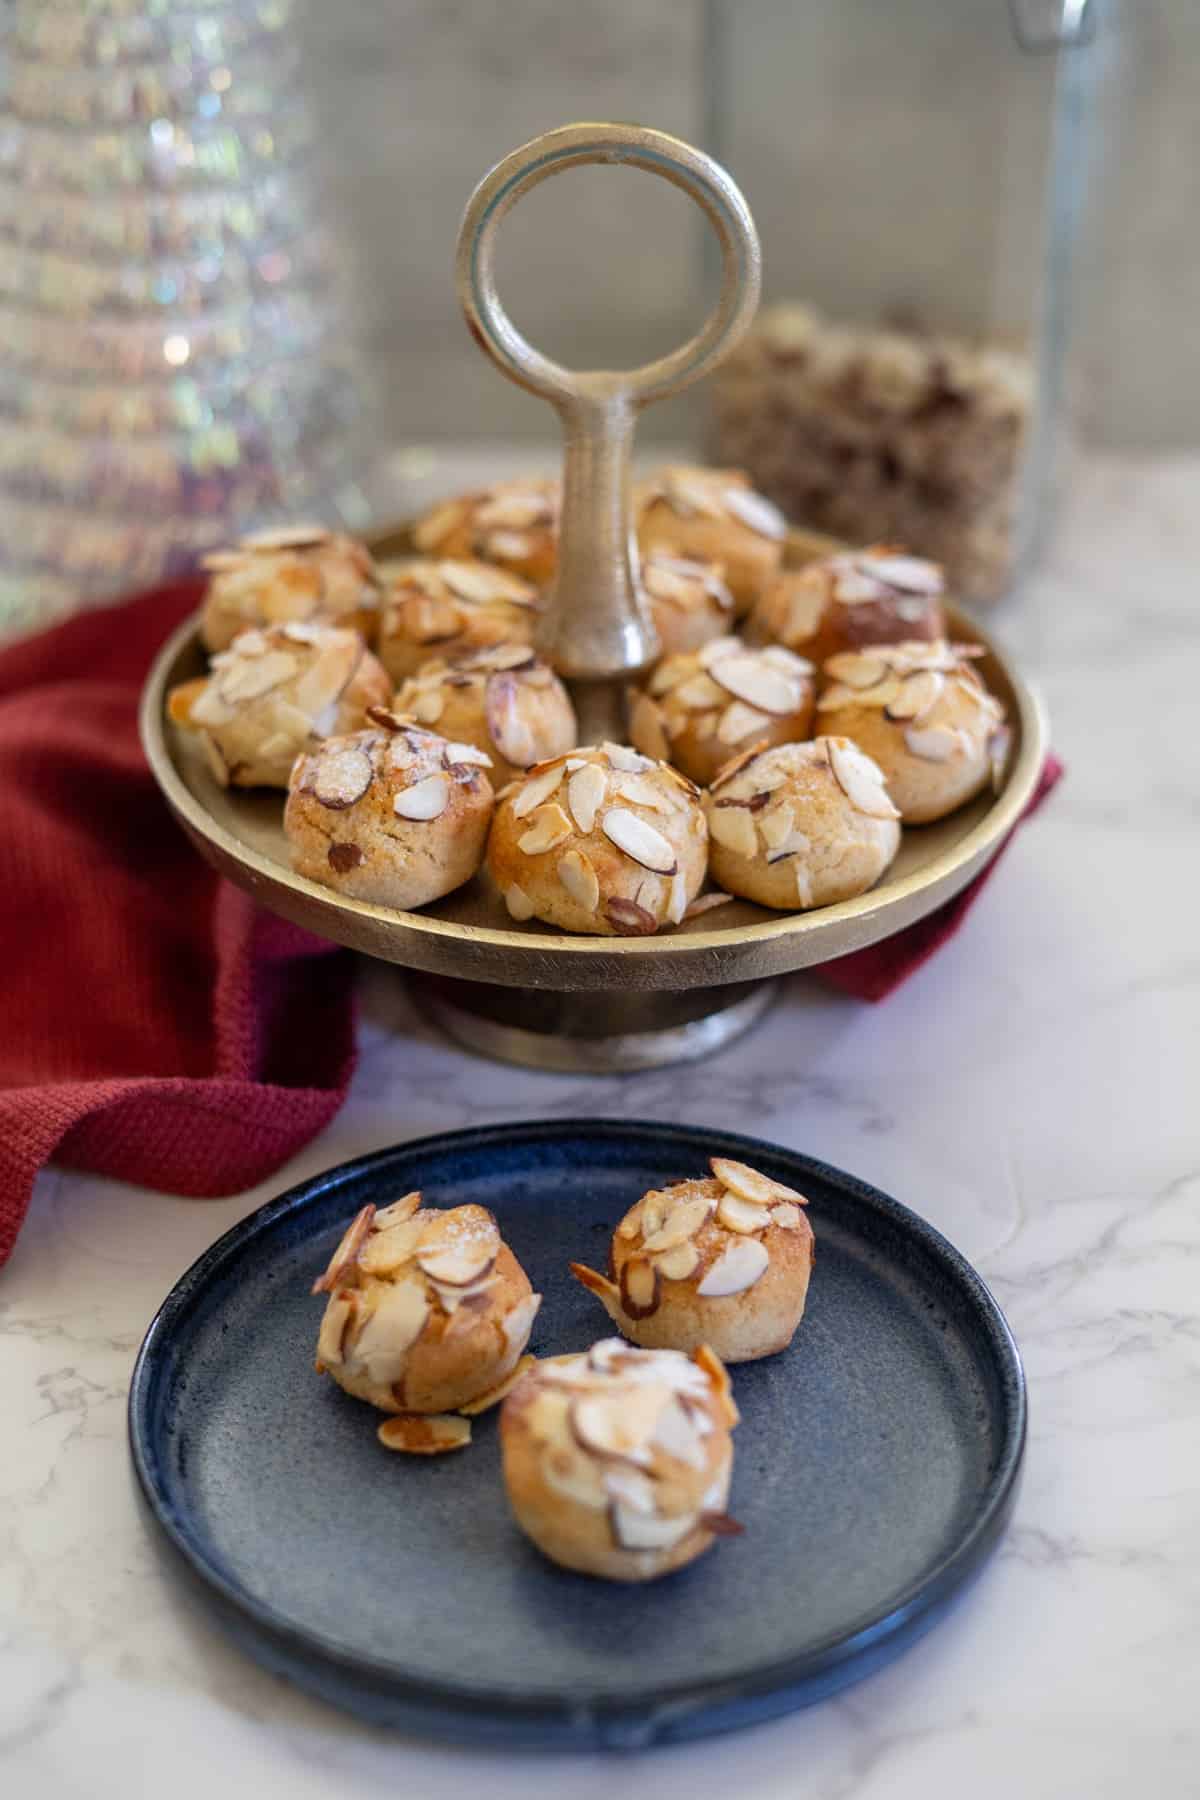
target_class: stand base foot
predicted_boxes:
[411,976,777,1073]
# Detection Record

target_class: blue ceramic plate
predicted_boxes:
[128,1121,1025,1750]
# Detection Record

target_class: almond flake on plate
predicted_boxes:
[377,1413,471,1455]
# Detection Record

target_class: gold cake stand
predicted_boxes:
[140,124,1048,1072]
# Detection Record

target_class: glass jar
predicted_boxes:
[706,0,1101,602]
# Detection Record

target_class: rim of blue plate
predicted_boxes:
[128,1118,1027,1732]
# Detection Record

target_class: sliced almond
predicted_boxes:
[510,761,566,817]
[696,1237,770,1298]
[619,1256,661,1319]
[682,890,734,920]
[770,1202,804,1229]
[667,868,689,925]
[315,1291,355,1371]
[707,805,758,858]
[885,669,944,721]
[711,1158,805,1207]
[710,653,802,716]
[794,862,815,907]
[700,1511,745,1537]
[571,1390,661,1465]
[654,1240,701,1282]
[642,1194,714,1254]
[517,802,573,856]
[567,761,607,834]
[486,672,537,768]
[167,677,208,725]
[444,741,492,769]
[359,1217,425,1275]
[616,1206,644,1242]
[675,672,726,710]
[352,1278,430,1382]
[717,1192,771,1234]
[653,1396,708,1470]
[709,741,770,790]
[606,897,659,936]
[438,559,508,604]
[219,648,298,704]
[758,803,796,851]
[504,883,536,921]
[605,743,653,773]
[485,529,534,561]
[415,1205,500,1287]
[609,1503,697,1552]
[629,690,671,762]
[458,1353,537,1415]
[313,746,374,809]
[828,740,901,820]
[860,552,943,593]
[823,650,888,689]
[501,1291,543,1354]
[312,1204,375,1293]
[989,724,1012,792]
[557,848,600,912]
[393,771,449,821]
[410,686,445,725]
[373,1191,422,1230]
[903,724,963,762]
[662,471,725,518]
[716,700,771,745]
[412,500,465,552]
[569,1261,624,1321]
[602,808,676,873]
[615,774,671,812]
[377,1412,471,1455]
[604,1466,659,1515]
[723,487,786,539]
[692,1344,738,1426]
[242,522,330,552]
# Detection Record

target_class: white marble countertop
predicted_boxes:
[3,453,1198,1798]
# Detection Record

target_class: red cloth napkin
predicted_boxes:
[0,581,1059,1268]
[0,581,357,1268]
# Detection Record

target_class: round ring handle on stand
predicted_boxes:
[456,122,762,732]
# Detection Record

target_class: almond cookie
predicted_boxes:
[410,478,559,588]
[640,550,736,659]
[747,546,946,667]
[635,465,787,614]
[172,621,391,789]
[311,1192,541,1451]
[393,643,576,787]
[630,636,815,789]
[703,738,900,911]
[486,743,707,937]
[377,557,542,684]
[199,525,381,654]
[500,1339,740,1582]
[816,640,1007,824]
[286,711,494,909]
[571,1159,815,1362]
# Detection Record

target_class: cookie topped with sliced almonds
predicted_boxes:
[635,464,787,614]
[199,526,382,655]
[486,741,708,938]
[376,557,543,684]
[499,1338,740,1582]
[392,643,577,787]
[311,1191,541,1451]
[571,1159,815,1364]
[631,635,815,788]
[285,711,494,911]
[702,737,901,913]
[409,477,560,589]
[817,639,1007,824]
[640,550,736,658]
[170,620,391,789]
[747,545,946,668]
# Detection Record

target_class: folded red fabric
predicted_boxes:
[0,581,358,1267]
[0,582,1059,1267]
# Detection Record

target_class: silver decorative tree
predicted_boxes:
[0,0,379,637]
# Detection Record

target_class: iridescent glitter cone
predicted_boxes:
[0,0,379,638]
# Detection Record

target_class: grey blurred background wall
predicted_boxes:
[298,0,1197,451]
